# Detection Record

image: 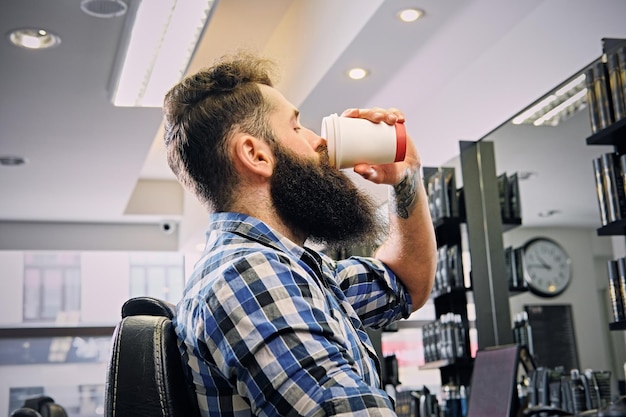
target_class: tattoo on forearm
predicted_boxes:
[392,168,418,219]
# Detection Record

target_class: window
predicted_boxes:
[23,252,81,322]
[9,387,44,416]
[129,252,184,303]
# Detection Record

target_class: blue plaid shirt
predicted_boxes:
[174,212,413,416]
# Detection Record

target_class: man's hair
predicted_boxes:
[163,52,277,212]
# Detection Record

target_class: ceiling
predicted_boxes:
[1,0,625,252]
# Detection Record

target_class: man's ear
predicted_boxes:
[232,133,274,179]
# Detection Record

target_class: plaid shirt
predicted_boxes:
[174,212,413,417]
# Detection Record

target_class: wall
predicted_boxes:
[503,227,622,378]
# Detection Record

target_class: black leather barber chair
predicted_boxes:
[11,395,68,417]
[104,296,200,417]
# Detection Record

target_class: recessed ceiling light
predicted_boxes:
[80,0,128,18]
[398,8,424,23]
[347,67,368,80]
[0,155,27,167]
[8,28,61,50]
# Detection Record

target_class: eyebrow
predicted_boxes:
[292,109,300,122]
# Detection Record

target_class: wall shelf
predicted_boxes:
[419,357,473,371]
[586,116,626,147]
[503,218,523,232]
[422,141,517,387]
[609,321,626,331]
[597,219,626,236]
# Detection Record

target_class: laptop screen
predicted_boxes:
[466,344,526,417]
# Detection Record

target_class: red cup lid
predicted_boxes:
[394,122,407,162]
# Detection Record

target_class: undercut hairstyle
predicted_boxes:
[163,52,278,212]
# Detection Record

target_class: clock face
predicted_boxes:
[523,238,572,297]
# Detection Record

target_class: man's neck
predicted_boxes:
[230,192,307,246]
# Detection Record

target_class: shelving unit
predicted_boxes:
[421,209,473,386]
[588,118,626,328]
[586,38,626,330]
[421,140,520,387]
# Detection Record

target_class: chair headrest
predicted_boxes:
[121,296,175,319]
[11,408,42,417]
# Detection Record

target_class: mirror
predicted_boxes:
[483,66,613,230]
[442,48,626,390]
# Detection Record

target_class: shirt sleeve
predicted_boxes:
[330,255,414,329]
[195,251,397,417]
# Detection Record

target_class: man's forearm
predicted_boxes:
[375,166,437,310]
[393,167,417,219]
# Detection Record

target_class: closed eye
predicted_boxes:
[292,109,302,132]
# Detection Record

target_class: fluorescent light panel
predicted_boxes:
[533,89,587,126]
[112,0,215,107]
[511,73,587,127]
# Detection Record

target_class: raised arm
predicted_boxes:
[342,107,437,310]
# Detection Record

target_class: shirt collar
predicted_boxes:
[208,212,308,258]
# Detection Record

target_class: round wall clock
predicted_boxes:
[523,237,572,297]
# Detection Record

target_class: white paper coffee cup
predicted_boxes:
[320,113,406,169]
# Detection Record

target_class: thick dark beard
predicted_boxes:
[270,143,384,249]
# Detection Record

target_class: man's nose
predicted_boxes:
[311,133,327,152]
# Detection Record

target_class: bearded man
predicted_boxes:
[164,52,436,417]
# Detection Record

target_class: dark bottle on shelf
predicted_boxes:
[453,314,467,358]
[593,61,614,131]
[608,50,626,122]
[608,260,626,322]
[618,47,626,117]
[586,66,602,134]
[569,369,587,415]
